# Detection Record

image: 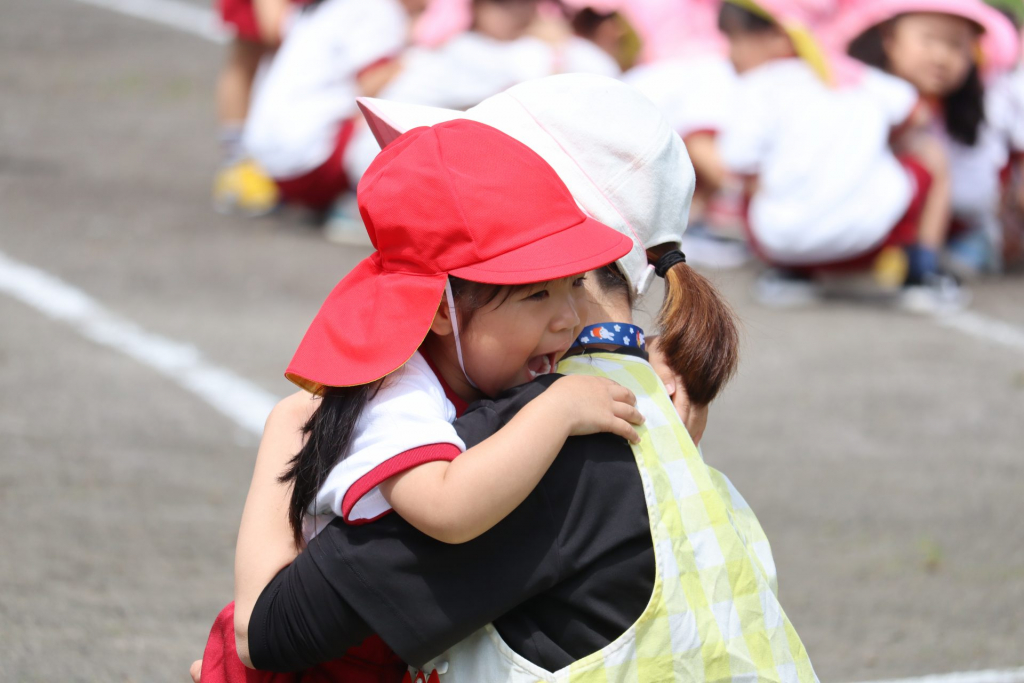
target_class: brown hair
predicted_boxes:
[649,245,739,407]
[592,250,739,407]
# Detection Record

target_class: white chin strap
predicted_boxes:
[445,278,478,390]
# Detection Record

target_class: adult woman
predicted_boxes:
[195,75,815,683]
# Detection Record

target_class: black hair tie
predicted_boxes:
[654,250,686,278]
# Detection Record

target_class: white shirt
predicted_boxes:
[343,32,620,181]
[624,55,738,136]
[943,68,1024,222]
[988,67,1024,154]
[382,32,620,111]
[719,60,918,265]
[303,351,465,540]
[244,0,409,179]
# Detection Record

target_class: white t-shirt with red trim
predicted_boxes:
[940,67,1023,225]
[624,55,738,138]
[988,67,1024,155]
[718,59,918,265]
[302,351,466,541]
[243,0,409,180]
[342,31,620,183]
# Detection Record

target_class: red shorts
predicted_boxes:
[274,119,357,210]
[219,0,306,42]
[742,154,932,272]
[199,601,406,683]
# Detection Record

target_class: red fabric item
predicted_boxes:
[342,443,462,523]
[199,602,405,683]
[741,154,932,272]
[218,0,308,42]
[275,119,357,211]
[218,0,262,41]
[419,351,468,416]
[199,602,296,683]
[286,119,632,393]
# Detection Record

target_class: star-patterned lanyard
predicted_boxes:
[572,322,646,351]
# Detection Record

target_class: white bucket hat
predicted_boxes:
[357,73,696,297]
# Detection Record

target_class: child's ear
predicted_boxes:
[429,297,454,336]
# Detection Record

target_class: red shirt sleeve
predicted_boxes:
[341,443,462,524]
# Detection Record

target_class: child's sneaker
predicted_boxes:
[324,193,373,247]
[213,159,280,217]
[753,269,820,308]
[898,273,971,314]
[945,227,998,279]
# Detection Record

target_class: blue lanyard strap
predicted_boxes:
[573,322,646,351]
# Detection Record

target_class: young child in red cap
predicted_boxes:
[196,118,644,683]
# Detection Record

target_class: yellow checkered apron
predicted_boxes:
[411,353,817,683]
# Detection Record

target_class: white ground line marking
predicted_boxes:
[932,310,1024,354]
[0,250,277,435]
[74,0,227,43]
[848,667,1024,683]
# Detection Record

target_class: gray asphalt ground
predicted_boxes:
[1,1,1023,681]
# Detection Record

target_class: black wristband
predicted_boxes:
[654,250,686,278]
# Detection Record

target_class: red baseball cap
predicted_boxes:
[286,119,632,393]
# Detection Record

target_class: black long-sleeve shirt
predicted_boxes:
[250,358,655,672]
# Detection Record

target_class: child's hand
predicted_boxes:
[546,375,644,444]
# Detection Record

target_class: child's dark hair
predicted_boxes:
[848,21,986,146]
[593,251,739,407]
[279,276,526,546]
[717,2,776,35]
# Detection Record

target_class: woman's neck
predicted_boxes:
[576,283,635,352]
[584,283,633,328]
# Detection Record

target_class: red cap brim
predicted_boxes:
[451,216,633,284]
[286,254,448,393]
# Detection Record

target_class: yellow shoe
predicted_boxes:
[872,245,908,289]
[213,159,279,217]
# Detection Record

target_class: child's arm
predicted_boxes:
[254,0,292,45]
[379,375,642,544]
[233,390,318,668]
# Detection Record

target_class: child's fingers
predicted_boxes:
[613,401,645,426]
[607,418,641,444]
[606,383,637,406]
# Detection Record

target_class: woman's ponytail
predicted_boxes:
[279,383,378,546]
[654,251,739,407]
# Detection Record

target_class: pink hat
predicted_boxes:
[828,0,1020,72]
[413,0,471,47]
[560,0,624,12]
[622,0,729,61]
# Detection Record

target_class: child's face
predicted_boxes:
[474,0,540,41]
[884,13,978,97]
[724,27,796,74]
[459,274,588,396]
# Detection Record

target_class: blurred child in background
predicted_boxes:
[240,0,426,227]
[213,0,297,216]
[333,0,622,244]
[563,1,642,70]
[837,0,1020,274]
[624,0,747,267]
[981,0,1024,264]
[714,0,968,311]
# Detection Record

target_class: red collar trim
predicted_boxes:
[420,351,469,417]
